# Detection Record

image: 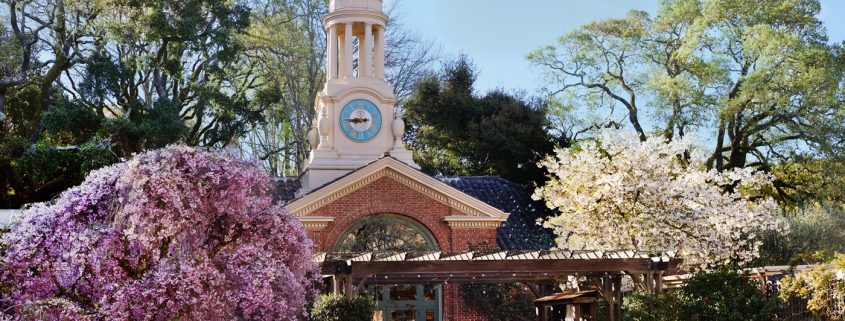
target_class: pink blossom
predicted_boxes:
[2,145,317,321]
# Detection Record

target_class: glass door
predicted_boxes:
[372,284,440,321]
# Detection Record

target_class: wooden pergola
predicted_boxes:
[316,250,683,321]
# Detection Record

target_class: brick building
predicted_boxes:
[275,1,554,320]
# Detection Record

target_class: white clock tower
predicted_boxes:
[300,0,417,195]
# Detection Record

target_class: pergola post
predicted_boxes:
[343,274,354,296]
[656,270,664,293]
[573,303,583,320]
[331,275,341,295]
[332,274,355,297]
[612,275,622,321]
[600,275,623,321]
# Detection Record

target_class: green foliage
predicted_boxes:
[2,84,48,138]
[759,203,845,265]
[95,106,184,158]
[0,24,22,79]
[0,140,117,209]
[310,294,375,321]
[779,253,845,320]
[403,57,557,185]
[625,269,775,321]
[65,0,257,148]
[625,292,683,321]
[679,269,776,321]
[41,100,103,145]
[2,0,257,208]
[529,0,845,204]
[0,89,120,207]
[773,159,845,205]
[461,283,536,321]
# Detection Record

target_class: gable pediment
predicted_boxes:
[286,157,509,226]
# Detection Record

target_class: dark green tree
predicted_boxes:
[0,87,116,208]
[403,57,557,185]
[1,0,256,208]
[625,269,776,321]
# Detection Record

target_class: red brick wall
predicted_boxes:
[304,176,497,252]
[443,284,491,321]
[298,175,500,320]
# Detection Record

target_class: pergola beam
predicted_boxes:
[346,258,680,281]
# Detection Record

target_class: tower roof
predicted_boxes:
[330,0,383,12]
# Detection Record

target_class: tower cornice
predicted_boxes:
[323,10,388,28]
[319,86,397,106]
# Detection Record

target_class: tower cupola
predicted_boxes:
[325,0,387,82]
[299,0,416,195]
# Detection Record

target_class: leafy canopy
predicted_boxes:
[403,57,557,185]
[528,0,845,204]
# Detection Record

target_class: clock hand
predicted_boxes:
[344,117,370,124]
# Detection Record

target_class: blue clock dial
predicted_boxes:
[339,99,382,142]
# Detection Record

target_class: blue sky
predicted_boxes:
[392,0,845,94]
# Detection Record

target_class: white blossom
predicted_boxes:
[534,130,787,268]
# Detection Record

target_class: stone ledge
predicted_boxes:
[297,216,335,230]
[443,215,507,229]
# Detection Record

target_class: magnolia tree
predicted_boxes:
[534,131,787,268]
[1,146,317,321]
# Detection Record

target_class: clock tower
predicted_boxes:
[300,0,417,195]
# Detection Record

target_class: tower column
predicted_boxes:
[362,23,373,78]
[344,23,354,78]
[327,25,338,80]
[338,32,346,79]
[375,25,385,80]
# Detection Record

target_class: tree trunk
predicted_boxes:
[711,118,726,171]
[27,56,67,142]
[0,87,7,133]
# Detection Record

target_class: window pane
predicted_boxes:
[390,309,416,321]
[390,285,417,301]
[372,285,384,302]
[335,215,435,252]
[423,284,437,301]
[425,310,434,321]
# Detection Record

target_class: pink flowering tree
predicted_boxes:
[534,131,788,268]
[1,146,317,321]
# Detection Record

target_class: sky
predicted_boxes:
[392,0,845,95]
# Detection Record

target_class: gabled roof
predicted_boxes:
[274,162,558,249]
[285,157,509,225]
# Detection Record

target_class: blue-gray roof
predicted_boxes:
[436,176,556,251]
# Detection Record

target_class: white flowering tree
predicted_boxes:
[534,131,787,268]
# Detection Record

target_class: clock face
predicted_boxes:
[339,99,382,142]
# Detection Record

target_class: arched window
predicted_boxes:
[334,214,438,252]
[334,214,442,321]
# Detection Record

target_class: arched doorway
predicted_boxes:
[335,214,441,321]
